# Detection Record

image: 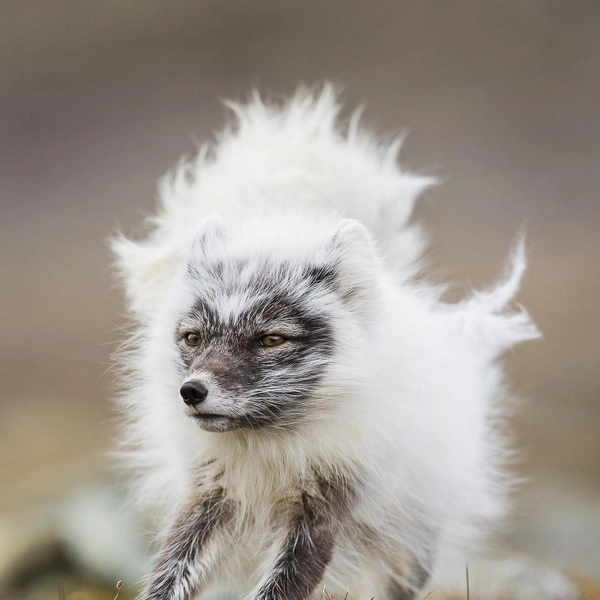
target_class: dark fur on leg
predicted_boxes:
[252,471,355,600]
[141,487,230,600]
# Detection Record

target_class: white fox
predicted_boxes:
[112,85,573,600]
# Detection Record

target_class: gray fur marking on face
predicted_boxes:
[177,257,336,430]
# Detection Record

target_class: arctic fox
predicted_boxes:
[112,86,557,600]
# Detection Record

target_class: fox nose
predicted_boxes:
[180,381,208,406]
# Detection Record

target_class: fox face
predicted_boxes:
[164,215,379,432]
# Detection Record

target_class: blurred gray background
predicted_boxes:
[1,0,599,596]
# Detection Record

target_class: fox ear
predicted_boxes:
[110,234,178,318]
[190,215,228,255]
[111,215,229,318]
[329,219,381,314]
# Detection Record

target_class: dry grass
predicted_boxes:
[9,575,600,600]
[319,580,600,600]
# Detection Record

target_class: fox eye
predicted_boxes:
[260,334,286,347]
[184,333,201,346]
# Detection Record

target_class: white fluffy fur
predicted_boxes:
[112,85,545,599]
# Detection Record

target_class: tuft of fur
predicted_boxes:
[111,85,545,600]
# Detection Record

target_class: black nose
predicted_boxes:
[180,381,208,406]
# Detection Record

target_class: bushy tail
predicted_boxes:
[111,84,438,316]
[451,233,541,359]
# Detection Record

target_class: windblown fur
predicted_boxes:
[112,85,542,600]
